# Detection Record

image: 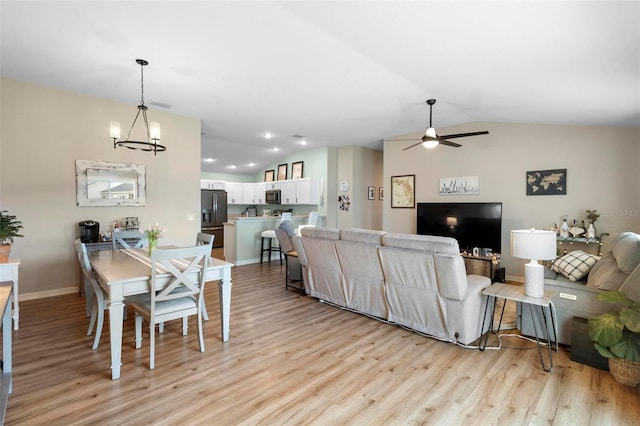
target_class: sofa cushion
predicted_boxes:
[278,220,295,237]
[340,228,385,245]
[587,252,628,290]
[551,250,601,281]
[301,227,341,240]
[382,233,460,255]
[612,232,640,274]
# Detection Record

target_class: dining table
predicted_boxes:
[89,248,233,380]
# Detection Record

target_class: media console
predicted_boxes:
[461,253,501,281]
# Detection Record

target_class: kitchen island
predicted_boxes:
[224,215,313,265]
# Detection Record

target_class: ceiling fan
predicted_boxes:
[398,99,489,151]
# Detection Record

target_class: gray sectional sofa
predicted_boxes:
[292,227,492,345]
[518,232,640,345]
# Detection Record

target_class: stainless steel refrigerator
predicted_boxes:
[201,189,227,248]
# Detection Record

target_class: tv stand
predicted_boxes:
[461,253,500,281]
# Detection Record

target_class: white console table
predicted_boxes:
[0,260,19,330]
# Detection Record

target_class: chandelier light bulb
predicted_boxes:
[110,121,121,139]
[150,122,161,141]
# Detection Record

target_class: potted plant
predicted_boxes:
[588,290,640,386]
[0,210,24,262]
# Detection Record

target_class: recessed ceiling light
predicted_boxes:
[247,162,256,167]
[204,157,215,162]
[228,165,236,169]
[272,147,279,152]
[264,132,273,139]
[299,139,308,146]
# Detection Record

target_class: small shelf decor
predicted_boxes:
[145,222,166,255]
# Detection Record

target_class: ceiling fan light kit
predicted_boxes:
[399,99,489,151]
[110,59,166,155]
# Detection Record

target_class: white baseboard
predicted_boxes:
[21,286,79,301]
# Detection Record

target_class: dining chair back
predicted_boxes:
[132,245,210,369]
[74,239,108,349]
[195,232,215,249]
[275,228,304,295]
[112,230,148,250]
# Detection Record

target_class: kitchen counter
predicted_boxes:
[224,215,321,265]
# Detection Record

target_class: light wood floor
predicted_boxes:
[5,261,640,425]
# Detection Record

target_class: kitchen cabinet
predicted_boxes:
[280,180,296,204]
[254,182,266,204]
[294,178,318,204]
[201,180,226,190]
[225,182,243,204]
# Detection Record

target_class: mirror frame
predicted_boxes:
[76,159,146,207]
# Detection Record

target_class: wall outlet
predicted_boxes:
[187,214,195,221]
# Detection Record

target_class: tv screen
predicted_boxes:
[417,202,502,253]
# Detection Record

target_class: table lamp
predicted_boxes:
[511,229,557,297]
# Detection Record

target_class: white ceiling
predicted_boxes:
[1,1,638,175]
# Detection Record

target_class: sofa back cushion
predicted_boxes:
[336,229,388,318]
[612,232,640,274]
[381,233,460,255]
[299,227,346,306]
[587,252,628,290]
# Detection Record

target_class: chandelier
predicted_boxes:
[110,59,166,155]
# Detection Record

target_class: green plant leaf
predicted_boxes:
[620,307,640,333]
[609,331,640,362]
[594,343,614,359]
[596,290,631,305]
[588,313,624,346]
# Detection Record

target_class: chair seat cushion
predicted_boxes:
[261,230,276,238]
[133,295,197,316]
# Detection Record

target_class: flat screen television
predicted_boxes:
[417,202,503,253]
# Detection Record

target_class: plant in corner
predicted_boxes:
[588,290,640,386]
[0,210,24,262]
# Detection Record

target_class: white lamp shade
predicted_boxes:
[150,122,161,140]
[110,121,121,139]
[510,229,556,261]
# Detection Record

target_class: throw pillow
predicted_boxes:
[551,250,601,282]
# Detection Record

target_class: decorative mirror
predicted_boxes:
[76,159,146,207]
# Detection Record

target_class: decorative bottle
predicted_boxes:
[560,215,569,238]
[587,222,596,239]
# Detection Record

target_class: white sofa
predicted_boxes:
[518,232,640,345]
[292,227,492,345]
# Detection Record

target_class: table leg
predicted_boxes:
[3,290,12,393]
[11,264,18,330]
[529,304,554,372]
[479,295,496,351]
[218,268,232,342]
[108,292,125,380]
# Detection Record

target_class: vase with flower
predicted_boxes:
[585,209,600,239]
[145,222,166,255]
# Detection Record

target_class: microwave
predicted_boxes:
[265,189,281,204]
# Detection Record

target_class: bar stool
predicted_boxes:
[260,213,291,264]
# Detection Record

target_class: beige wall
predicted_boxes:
[1,78,202,296]
[383,122,640,278]
[334,146,383,230]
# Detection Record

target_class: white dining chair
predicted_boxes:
[112,230,148,250]
[260,212,292,264]
[74,240,113,350]
[195,232,215,321]
[132,245,210,370]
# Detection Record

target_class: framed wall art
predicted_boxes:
[277,163,288,181]
[292,161,304,179]
[439,176,479,196]
[391,175,415,208]
[526,168,567,195]
[264,169,275,182]
[379,187,384,200]
[368,186,375,200]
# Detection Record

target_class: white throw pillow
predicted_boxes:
[551,250,601,282]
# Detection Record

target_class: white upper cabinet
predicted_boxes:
[200,180,226,190]
[254,182,266,205]
[225,182,243,204]
[294,178,318,204]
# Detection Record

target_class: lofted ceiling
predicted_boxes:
[1,1,638,175]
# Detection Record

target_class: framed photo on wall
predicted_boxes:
[264,169,275,182]
[368,186,375,200]
[277,163,288,180]
[391,175,415,208]
[292,161,304,179]
[379,187,384,200]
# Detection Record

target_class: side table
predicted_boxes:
[480,282,558,372]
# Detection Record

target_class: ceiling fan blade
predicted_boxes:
[439,139,462,148]
[437,131,489,140]
[402,140,426,151]
[388,138,421,141]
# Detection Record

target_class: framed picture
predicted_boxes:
[391,175,415,208]
[526,168,567,195]
[368,186,375,200]
[264,169,275,182]
[379,187,384,200]
[292,161,304,179]
[439,176,479,196]
[277,163,288,181]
